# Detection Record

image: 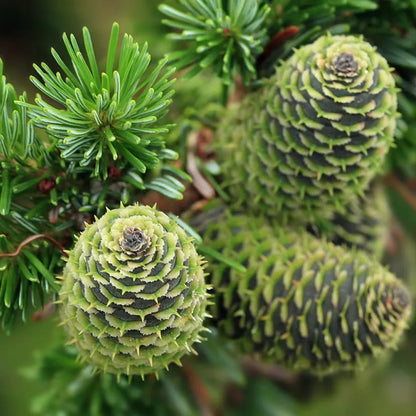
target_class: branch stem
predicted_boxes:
[385,173,416,211]
[183,363,214,416]
[0,234,68,258]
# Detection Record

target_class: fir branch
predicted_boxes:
[160,0,271,85]
[182,363,214,416]
[0,234,63,332]
[0,59,48,216]
[0,60,46,164]
[0,234,67,259]
[0,59,67,331]
[385,173,416,212]
[26,330,255,415]
[19,23,181,194]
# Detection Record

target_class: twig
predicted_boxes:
[0,234,68,258]
[384,173,416,211]
[32,301,56,322]
[183,363,214,416]
[263,26,300,57]
[227,75,248,106]
[242,356,300,386]
[386,217,404,256]
[187,131,216,200]
[257,26,299,66]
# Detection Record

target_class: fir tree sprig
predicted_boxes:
[0,235,63,331]
[0,59,47,216]
[19,23,179,188]
[159,0,271,85]
[0,60,64,331]
[0,22,200,332]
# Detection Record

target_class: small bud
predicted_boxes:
[37,178,56,194]
[108,165,123,180]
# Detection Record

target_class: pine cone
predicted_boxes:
[216,34,398,223]
[59,204,209,377]
[194,207,411,374]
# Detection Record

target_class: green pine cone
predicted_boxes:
[194,208,411,374]
[59,204,209,377]
[311,184,390,259]
[216,34,398,223]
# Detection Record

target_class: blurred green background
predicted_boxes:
[0,1,415,415]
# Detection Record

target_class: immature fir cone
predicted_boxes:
[193,207,411,374]
[216,34,398,223]
[59,204,209,377]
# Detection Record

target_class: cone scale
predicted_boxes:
[59,204,209,377]
[311,184,390,259]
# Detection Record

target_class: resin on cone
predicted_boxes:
[59,204,209,377]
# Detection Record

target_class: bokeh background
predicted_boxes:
[0,1,415,415]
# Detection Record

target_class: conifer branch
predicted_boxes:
[160,0,271,85]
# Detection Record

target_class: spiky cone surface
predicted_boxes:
[59,204,209,377]
[216,34,398,224]
[311,184,390,259]
[193,207,412,375]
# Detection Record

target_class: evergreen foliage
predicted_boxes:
[28,343,197,416]
[1,1,416,414]
[0,23,191,332]
[159,0,270,85]
[0,59,62,331]
[22,23,177,183]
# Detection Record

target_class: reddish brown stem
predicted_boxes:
[264,26,299,56]
[0,234,68,258]
[32,301,56,322]
[242,356,300,386]
[385,173,416,211]
[183,363,214,416]
[257,26,299,66]
[187,131,216,200]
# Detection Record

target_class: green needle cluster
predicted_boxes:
[160,0,270,84]
[22,23,176,181]
[0,59,44,216]
[0,60,63,331]
[59,204,209,377]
